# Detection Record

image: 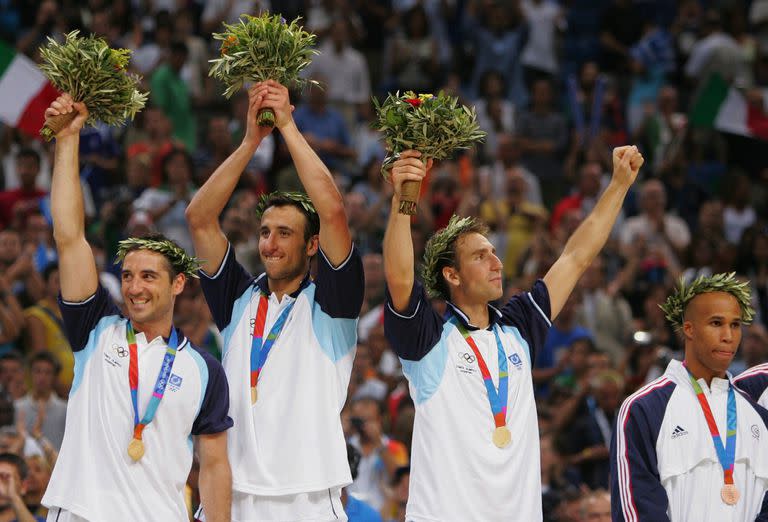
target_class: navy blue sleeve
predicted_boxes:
[191,348,233,435]
[610,381,675,522]
[58,285,120,352]
[735,367,768,405]
[756,491,768,521]
[499,279,552,365]
[314,245,364,319]
[199,243,254,331]
[383,281,443,361]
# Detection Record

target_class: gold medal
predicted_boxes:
[127,438,145,461]
[492,426,511,448]
[251,387,258,404]
[721,484,739,505]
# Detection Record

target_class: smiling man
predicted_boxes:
[41,94,232,522]
[186,80,363,521]
[382,146,642,521]
[611,273,768,521]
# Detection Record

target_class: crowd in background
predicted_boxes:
[0,0,767,520]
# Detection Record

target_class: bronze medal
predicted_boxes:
[127,438,145,461]
[492,426,511,448]
[721,484,739,505]
[251,387,258,404]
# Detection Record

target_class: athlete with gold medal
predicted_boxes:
[382,145,643,521]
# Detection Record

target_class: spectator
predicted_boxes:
[0,278,23,355]
[173,279,222,360]
[347,397,409,512]
[132,148,197,253]
[0,452,43,522]
[723,173,756,245]
[619,179,691,266]
[343,444,383,522]
[520,0,564,83]
[22,264,73,396]
[384,5,440,93]
[580,489,611,522]
[0,150,46,230]
[381,466,409,522]
[575,256,633,364]
[0,354,25,402]
[518,78,569,207]
[599,0,645,76]
[479,167,548,279]
[293,80,356,175]
[474,72,516,162]
[306,17,371,129]
[684,9,748,85]
[150,40,196,150]
[14,352,66,451]
[478,133,542,207]
[21,455,50,519]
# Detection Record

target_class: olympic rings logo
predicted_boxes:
[459,352,476,364]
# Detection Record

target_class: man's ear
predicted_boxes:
[306,234,319,257]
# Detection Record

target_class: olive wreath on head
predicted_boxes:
[659,272,755,330]
[115,236,203,278]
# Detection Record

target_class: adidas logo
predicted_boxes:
[671,425,688,439]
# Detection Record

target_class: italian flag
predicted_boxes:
[0,41,59,137]
[690,74,768,141]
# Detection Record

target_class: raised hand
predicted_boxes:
[388,150,433,200]
[260,80,295,129]
[45,93,88,139]
[611,145,643,186]
[242,82,274,147]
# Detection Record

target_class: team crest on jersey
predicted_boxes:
[104,344,127,368]
[508,353,523,369]
[168,373,183,392]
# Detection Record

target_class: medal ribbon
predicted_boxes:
[127,322,179,441]
[454,320,508,428]
[684,363,737,486]
[250,293,295,391]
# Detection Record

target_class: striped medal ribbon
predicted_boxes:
[249,293,295,404]
[126,322,179,462]
[454,320,511,448]
[684,362,739,505]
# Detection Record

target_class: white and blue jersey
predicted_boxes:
[42,286,232,522]
[199,243,364,496]
[611,359,768,522]
[384,280,552,522]
[735,364,768,409]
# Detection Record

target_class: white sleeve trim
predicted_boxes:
[527,292,551,327]
[61,293,97,306]
[387,300,421,320]
[319,244,354,271]
[199,243,231,280]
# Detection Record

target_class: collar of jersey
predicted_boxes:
[254,272,311,299]
[668,359,734,392]
[132,325,187,351]
[445,301,503,331]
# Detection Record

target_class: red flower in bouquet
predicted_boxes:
[405,98,421,107]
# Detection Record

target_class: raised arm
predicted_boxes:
[383,151,430,312]
[47,94,99,302]
[261,80,351,266]
[543,146,642,320]
[186,85,273,275]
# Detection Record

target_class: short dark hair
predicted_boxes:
[0,351,23,366]
[16,147,40,166]
[258,192,320,242]
[29,351,61,376]
[0,452,27,480]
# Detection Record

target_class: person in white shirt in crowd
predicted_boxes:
[611,273,768,521]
